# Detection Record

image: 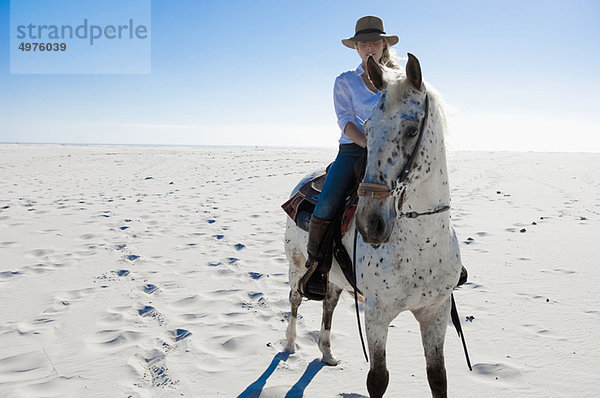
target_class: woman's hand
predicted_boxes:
[344,122,367,148]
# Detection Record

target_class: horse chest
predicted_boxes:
[358,228,459,308]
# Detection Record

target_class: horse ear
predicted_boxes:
[366,55,385,91]
[406,53,422,90]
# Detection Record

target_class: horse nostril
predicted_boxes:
[368,214,386,236]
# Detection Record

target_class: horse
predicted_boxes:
[284,53,463,398]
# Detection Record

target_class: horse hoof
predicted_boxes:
[320,355,339,366]
[367,368,389,398]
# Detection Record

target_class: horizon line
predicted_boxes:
[1,141,600,155]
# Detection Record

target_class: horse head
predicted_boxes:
[356,53,445,246]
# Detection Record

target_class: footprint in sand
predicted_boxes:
[138,305,157,317]
[170,328,192,342]
[142,284,159,294]
[138,305,165,325]
[242,296,267,310]
[248,272,265,280]
[139,348,178,388]
[94,269,132,283]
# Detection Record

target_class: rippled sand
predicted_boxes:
[0,144,598,397]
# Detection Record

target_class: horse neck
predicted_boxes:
[403,140,451,217]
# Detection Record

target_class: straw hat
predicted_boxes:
[342,16,399,49]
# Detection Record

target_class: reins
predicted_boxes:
[353,227,369,363]
[351,92,472,370]
[399,205,450,219]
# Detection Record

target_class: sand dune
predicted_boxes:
[0,144,598,397]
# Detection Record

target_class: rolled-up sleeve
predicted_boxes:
[333,75,354,133]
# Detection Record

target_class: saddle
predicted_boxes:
[281,157,365,293]
[281,164,359,235]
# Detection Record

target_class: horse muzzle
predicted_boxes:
[356,201,395,246]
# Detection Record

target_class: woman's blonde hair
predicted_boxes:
[380,42,401,69]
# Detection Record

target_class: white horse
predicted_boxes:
[284,53,463,398]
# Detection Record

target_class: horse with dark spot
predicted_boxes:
[284,54,463,397]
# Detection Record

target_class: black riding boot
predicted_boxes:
[299,216,332,301]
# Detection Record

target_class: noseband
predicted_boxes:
[358,94,450,218]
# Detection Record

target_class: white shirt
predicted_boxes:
[333,63,381,144]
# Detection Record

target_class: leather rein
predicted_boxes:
[357,94,450,218]
[352,94,472,370]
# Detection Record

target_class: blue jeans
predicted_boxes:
[313,143,366,220]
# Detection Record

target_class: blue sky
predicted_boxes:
[1,0,599,151]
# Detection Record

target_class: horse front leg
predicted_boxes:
[318,283,342,365]
[365,305,391,398]
[413,298,452,398]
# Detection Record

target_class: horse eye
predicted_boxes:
[405,126,418,137]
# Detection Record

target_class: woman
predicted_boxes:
[300,16,401,300]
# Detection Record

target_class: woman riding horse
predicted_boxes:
[300,16,466,301]
[300,16,401,300]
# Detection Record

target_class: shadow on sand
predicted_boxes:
[237,352,328,398]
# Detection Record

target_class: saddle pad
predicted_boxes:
[341,198,358,234]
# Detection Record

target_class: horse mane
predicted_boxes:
[423,83,448,137]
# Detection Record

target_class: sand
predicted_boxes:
[0,144,598,397]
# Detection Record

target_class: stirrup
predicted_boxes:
[304,272,328,301]
[298,257,327,301]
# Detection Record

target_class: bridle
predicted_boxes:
[357,94,450,218]
[353,89,472,373]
